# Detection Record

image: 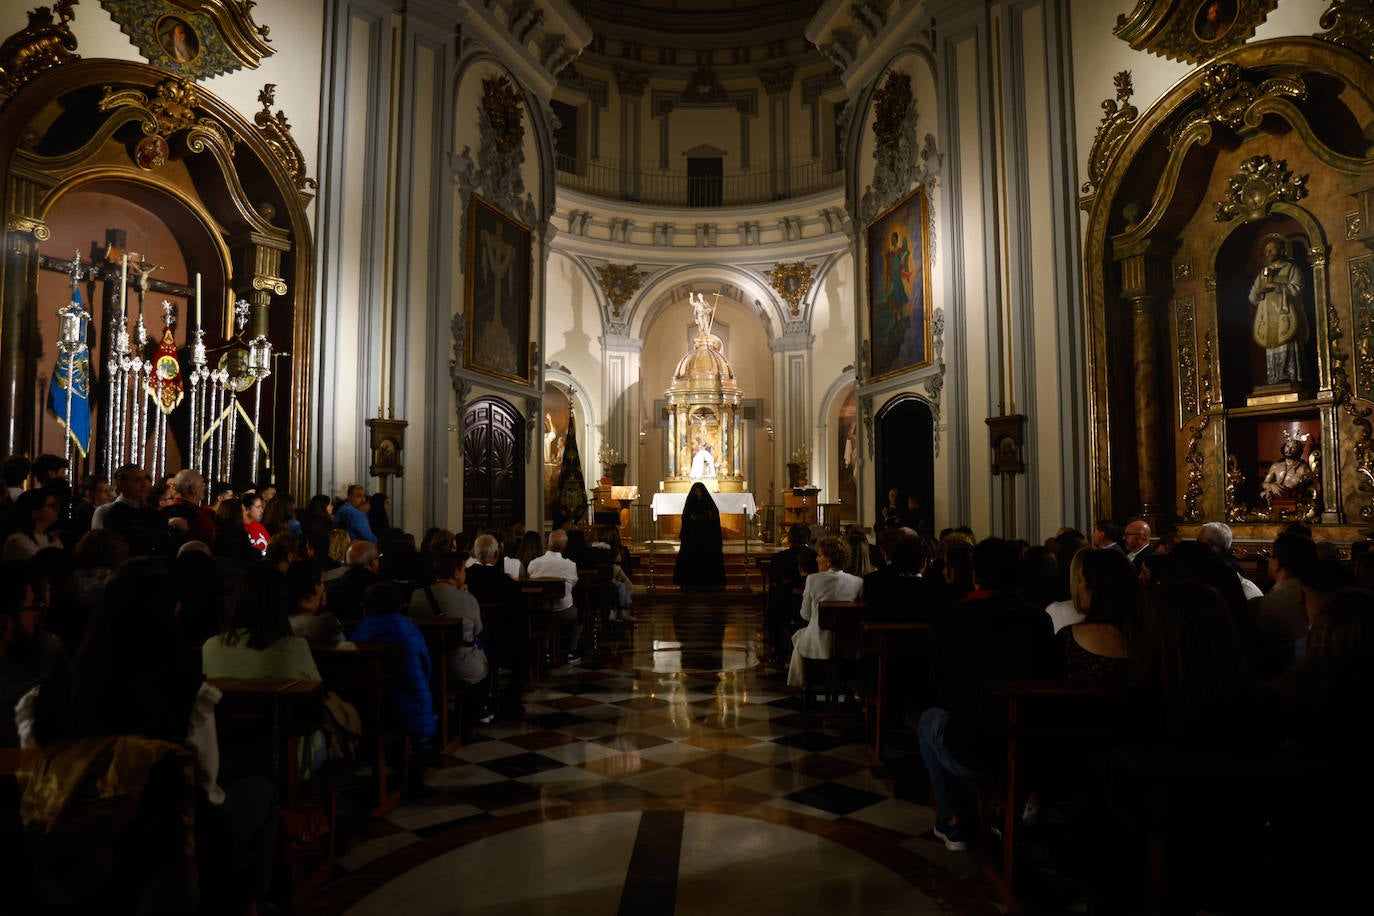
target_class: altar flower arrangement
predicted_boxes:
[787,444,810,487]
[598,443,623,466]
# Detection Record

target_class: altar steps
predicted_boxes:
[624,546,774,594]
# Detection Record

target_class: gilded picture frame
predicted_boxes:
[866,186,932,380]
[464,194,533,384]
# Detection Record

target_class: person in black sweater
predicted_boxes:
[918,537,1058,851]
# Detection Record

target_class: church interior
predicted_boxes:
[2,0,1373,913]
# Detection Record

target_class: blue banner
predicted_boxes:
[46,289,92,457]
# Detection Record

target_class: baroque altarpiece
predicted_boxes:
[1082,12,1374,551]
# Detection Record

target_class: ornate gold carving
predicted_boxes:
[4,214,50,241]
[100,1,274,78]
[594,263,645,318]
[1204,274,1218,291]
[1213,155,1308,223]
[681,66,728,104]
[1174,259,1193,281]
[1176,296,1198,421]
[1352,257,1374,397]
[99,78,199,138]
[1182,329,1214,522]
[1081,72,1137,195]
[0,2,79,97]
[614,69,649,97]
[1349,213,1364,240]
[1224,453,1249,522]
[253,84,317,200]
[1328,272,1374,520]
[483,75,525,157]
[1317,0,1374,63]
[1168,64,1306,149]
[764,261,815,318]
[1113,0,1277,65]
[871,71,912,153]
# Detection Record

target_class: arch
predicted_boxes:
[818,372,858,521]
[629,263,785,341]
[875,393,935,535]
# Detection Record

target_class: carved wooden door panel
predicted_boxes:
[462,398,524,530]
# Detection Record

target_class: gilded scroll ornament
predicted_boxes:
[1167,64,1306,149]
[1213,155,1308,223]
[1327,274,1374,520]
[1113,0,1277,65]
[594,263,645,319]
[764,262,815,318]
[99,78,202,139]
[4,215,50,241]
[1317,0,1374,63]
[1176,296,1198,421]
[1081,71,1137,195]
[254,84,317,201]
[1224,453,1248,521]
[0,1,79,98]
[1174,260,1193,281]
[1352,257,1374,396]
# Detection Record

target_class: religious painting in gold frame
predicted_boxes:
[100,0,275,79]
[464,194,533,384]
[866,186,932,380]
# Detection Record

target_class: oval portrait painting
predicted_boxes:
[156,16,201,64]
[1193,0,1237,43]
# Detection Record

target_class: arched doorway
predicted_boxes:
[876,395,934,535]
[462,397,524,531]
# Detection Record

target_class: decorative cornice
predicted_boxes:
[1213,155,1309,222]
[0,1,78,98]
[253,84,316,204]
[1167,64,1306,150]
[1081,71,1137,195]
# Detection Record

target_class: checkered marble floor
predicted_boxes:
[307,596,1002,915]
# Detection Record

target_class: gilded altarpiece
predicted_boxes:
[1081,24,1374,548]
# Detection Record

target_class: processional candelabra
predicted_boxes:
[56,250,90,470]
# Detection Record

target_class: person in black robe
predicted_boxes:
[674,482,725,592]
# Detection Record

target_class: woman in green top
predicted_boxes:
[203,563,320,680]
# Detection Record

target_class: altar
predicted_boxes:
[650,490,757,539]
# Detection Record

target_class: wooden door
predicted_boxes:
[462,397,524,530]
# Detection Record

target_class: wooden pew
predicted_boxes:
[976,680,1125,909]
[207,677,325,810]
[853,620,931,762]
[312,643,408,815]
[1110,746,1330,916]
[803,600,866,707]
[574,564,611,651]
[412,616,474,754]
[522,577,569,680]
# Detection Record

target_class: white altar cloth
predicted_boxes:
[650,491,757,520]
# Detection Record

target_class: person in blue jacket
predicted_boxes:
[349,582,436,756]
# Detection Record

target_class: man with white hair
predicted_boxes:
[526,529,582,665]
[1198,521,1264,600]
[466,533,528,715]
[326,540,380,619]
[163,469,215,542]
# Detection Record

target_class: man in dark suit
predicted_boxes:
[766,524,811,659]
[863,528,935,620]
[1092,519,1125,553]
[97,464,181,557]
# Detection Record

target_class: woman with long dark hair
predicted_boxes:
[1059,548,1143,680]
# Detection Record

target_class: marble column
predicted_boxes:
[0,217,45,457]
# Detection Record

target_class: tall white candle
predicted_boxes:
[195,272,201,329]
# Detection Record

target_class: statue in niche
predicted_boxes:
[1260,434,1315,504]
[1248,236,1308,387]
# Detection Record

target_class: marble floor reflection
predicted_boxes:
[306,595,999,915]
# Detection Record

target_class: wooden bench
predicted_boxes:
[313,643,408,815]
[976,680,1126,908]
[801,600,866,708]
[853,620,931,762]
[412,616,476,753]
[522,577,569,680]
[207,677,325,809]
[573,564,611,651]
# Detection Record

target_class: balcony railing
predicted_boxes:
[555,156,843,207]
